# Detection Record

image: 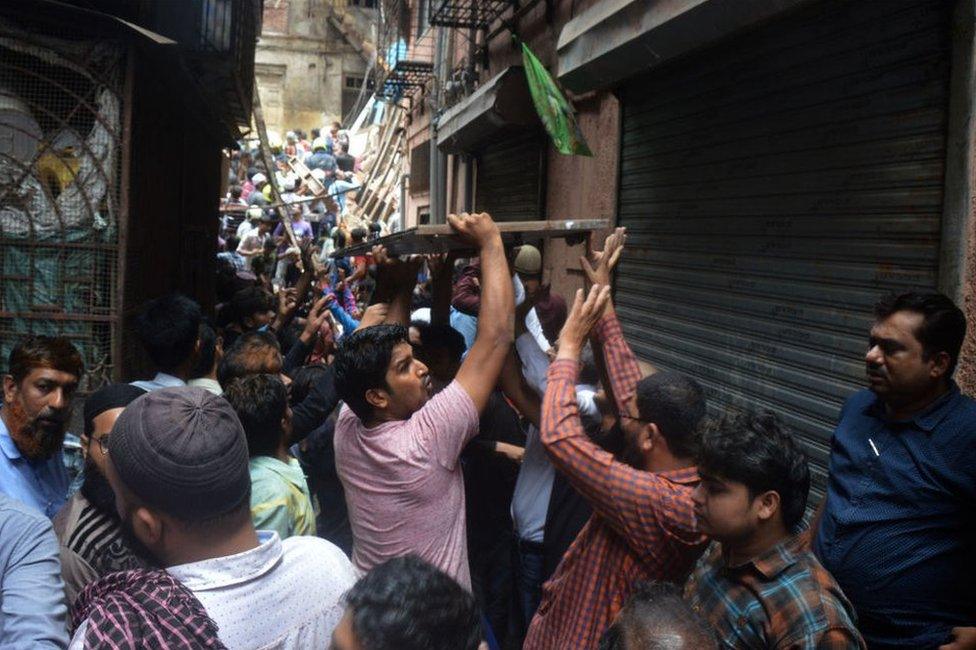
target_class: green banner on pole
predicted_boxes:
[521,42,592,157]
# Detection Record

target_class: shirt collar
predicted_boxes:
[724,535,802,580]
[659,465,699,486]
[864,381,960,432]
[167,531,282,592]
[153,373,186,388]
[0,415,21,461]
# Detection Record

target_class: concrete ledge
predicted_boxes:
[435,66,539,153]
[556,0,812,93]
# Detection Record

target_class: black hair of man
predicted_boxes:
[190,322,218,379]
[334,229,348,249]
[343,555,482,650]
[230,185,242,200]
[289,363,329,406]
[698,410,810,533]
[350,227,367,243]
[133,293,203,373]
[413,323,465,368]
[369,222,382,234]
[333,324,408,422]
[223,374,287,458]
[598,581,716,650]
[217,330,283,387]
[633,371,705,459]
[7,335,85,384]
[874,291,966,374]
[231,286,274,324]
[224,235,240,253]
[311,128,321,139]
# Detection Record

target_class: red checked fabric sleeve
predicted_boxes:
[592,312,642,417]
[540,359,700,551]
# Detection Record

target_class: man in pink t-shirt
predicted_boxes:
[333,212,514,589]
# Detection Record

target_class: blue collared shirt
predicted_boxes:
[0,414,69,519]
[814,384,976,648]
[130,372,183,393]
[0,492,68,648]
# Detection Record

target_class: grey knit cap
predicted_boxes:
[109,386,251,521]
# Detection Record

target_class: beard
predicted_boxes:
[5,399,67,461]
[80,457,119,517]
[117,510,163,569]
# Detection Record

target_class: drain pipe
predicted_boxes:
[429,25,449,223]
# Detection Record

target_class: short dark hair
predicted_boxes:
[413,323,465,367]
[7,335,84,384]
[311,128,320,138]
[874,291,966,374]
[333,324,408,421]
[190,322,219,379]
[599,581,716,650]
[350,227,367,242]
[223,374,287,457]
[224,235,240,252]
[133,294,202,373]
[698,410,810,533]
[343,555,482,650]
[230,185,242,199]
[217,330,283,386]
[231,287,274,324]
[288,363,329,406]
[634,371,705,459]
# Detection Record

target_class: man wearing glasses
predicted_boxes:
[53,384,150,604]
[523,230,711,650]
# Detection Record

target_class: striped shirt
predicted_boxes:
[686,537,866,649]
[523,314,708,650]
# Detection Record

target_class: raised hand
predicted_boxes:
[580,227,627,287]
[299,295,330,344]
[558,284,612,360]
[355,303,390,331]
[447,212,500,249]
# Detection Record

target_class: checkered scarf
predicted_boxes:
[71,569,226,650]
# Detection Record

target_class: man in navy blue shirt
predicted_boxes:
[813,292,975,649]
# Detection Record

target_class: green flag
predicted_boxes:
[521,42,592,157]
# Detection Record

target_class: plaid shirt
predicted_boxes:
[523,313,708,650]
[71,569,226,649]
[686,537,866,649]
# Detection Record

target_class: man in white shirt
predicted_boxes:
[70,387,354,649]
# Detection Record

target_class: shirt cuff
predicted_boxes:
[548,358,580,384]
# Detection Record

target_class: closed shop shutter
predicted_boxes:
[615,0,951,497]
[475,133,546,221]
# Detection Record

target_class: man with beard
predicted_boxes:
[813,292,976,649]
[0,335,83,518]
[523,231,709,650]
[53,383,149,604]
[70,386,355,649]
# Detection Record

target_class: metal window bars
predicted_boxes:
[0,19,125,389]
[428,0,512,29]
[376,0,435,99]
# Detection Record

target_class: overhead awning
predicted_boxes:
[436,66,540,153]
[556,0,813,94]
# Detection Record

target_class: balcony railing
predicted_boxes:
[429,0,511,29]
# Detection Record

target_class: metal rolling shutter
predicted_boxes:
[615,0,951,498]
[475,133,546,221]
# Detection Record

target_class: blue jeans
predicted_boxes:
[516,539,545,634]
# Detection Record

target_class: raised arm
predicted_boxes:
[452,213,514,413]
[542,285,698,547]
[581,228,641,416]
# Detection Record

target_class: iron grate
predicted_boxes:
[0,20,125,389]
[428,0,512,29]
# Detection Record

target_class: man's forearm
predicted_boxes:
[593,309,641,417]
[476,240,512,340]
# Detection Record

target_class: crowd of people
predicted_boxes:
[0,208,973,650]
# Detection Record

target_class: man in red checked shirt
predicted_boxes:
[523,229,710,650]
